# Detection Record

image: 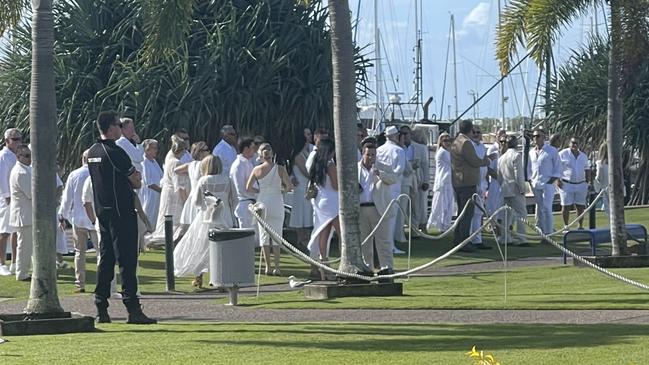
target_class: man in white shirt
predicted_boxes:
[9,145,32,281]
[0,128,22,276]
[376,125,406,254]
[115,118,144,173]
[58,150,97,292]
[358,142,397,271]
[486,129,506,217]
[212,125,238,174]
[469,126,491,248]
[528,128,562,235]
[497,135,528,245]
[230,138,258,228]
[400,126,430,230]
[558,137,591,230]
[305,128,329,173]
[174,129,193,164]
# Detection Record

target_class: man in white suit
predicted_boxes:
[400,126,430,230]
[358,142,397,271]
[9,145,32,281]
[0,128,22,276]
[497,135,528,244]
[376,126,406,254]
[115,118,144,173]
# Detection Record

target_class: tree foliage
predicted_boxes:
[0,0,370,174]
[547,36,649,204]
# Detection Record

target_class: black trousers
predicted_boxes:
[95,209,139,311]
[454,186,476,245]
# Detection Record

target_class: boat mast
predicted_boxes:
[374,0,383,130]
[498,0,506,130]
[451,14,459,120]
[413,0,423,120]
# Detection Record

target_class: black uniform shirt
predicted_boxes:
[87,139,135,217]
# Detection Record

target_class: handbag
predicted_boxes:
[304,180,318,199]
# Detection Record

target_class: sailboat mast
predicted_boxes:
[413,0,423,120]
[374,0,382,128]
[498,0,506,130]
[451,14,459,120]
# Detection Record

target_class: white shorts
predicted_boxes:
[0,200,15,234]
[559,182,588,206]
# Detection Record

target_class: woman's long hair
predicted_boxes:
[288,129,309,173]
[309,139,334,186]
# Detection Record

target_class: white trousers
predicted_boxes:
[15,226,32,280]
[360,205,393,269]
[533,184,555,234]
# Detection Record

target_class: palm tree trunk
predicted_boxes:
[25,0,63,314]
[327,1,368,276]
[607,0,627,256]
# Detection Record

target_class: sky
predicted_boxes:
[349,0,608,122]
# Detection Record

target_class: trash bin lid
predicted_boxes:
[208,228,256,241]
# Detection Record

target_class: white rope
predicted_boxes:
[545,187,609,236]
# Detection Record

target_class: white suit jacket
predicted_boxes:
[9,162,32,227]
[116,136,144,173]
[412,142,429,189]
[358,161,397,218]
[497,149,526,198]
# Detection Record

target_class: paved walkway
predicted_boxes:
[4,257,649,325]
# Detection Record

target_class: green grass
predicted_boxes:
[1,322,649,364]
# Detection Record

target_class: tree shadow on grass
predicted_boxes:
[119,323,649,352]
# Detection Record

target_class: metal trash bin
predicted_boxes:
[208,228,256,305]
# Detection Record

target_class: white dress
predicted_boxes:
[140,158,163,229]
[289,151,313,228]
[256,165,284,247]
[307,169,338,259]
[149,151,189,243]
[174,174,234,278]
[180,160,203,225]
[427,148,455,231]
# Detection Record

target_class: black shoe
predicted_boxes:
[96,312,111,324]
[127,310,157,325]
[458,245,475,252]
[473,244,493,250]
[377,267,394,284]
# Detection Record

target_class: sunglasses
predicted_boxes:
[570,141,578,144]
[19,154,31,158]
[9,137,22,141]
[442,139,451,143]
[499,140,507,143]
[532,134,542,138]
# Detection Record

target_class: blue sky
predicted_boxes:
[349,0,608,121]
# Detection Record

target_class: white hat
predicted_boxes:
[385,126,398,136]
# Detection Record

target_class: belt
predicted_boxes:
[561,179,586,184]
[360,202,375,207]
[239,198,257,203]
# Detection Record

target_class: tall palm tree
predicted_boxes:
[1,0,63,313]
[496,0,649,255]
[327,0,368,277]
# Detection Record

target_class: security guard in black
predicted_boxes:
[87,138,141,312]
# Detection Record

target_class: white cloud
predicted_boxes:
[462,2,491,30]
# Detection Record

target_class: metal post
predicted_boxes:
[589,190,597,229]
[227,285,239,306]
[164,215,175,292]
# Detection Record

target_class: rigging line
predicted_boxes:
[353,0,362,44]
[514,54,532,116]
[380,31,399,92]
[439,19,452,120]
[530,64,543,127]
[600,0,609,38]
[459,54,499,81]
[449,52,531,127]
[507,74,523,117]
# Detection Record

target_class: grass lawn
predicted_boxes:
[1,322,649,364]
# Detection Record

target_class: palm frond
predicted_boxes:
[0,0,27,36]
[495,0,531,74]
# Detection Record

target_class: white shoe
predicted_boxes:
[111,292,123,299]
[0,264,10,276]
[393,247,406,255]
[562,226,569,234]
[9,263,16,274]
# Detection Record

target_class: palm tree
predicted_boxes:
[327,0,368,277]
[496,0,649,255]
[0,0,63,313]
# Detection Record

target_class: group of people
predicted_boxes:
[427,119,609,251]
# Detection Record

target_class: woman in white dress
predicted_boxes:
[288,129,314,246]
[140,139,163,230]
[427,133,455,232]
[174,155,235,288]
[594,142,609,214]
[177,142,211,231]
[247,143,293,276]
[306,139,339,279]
[149,135,189,244]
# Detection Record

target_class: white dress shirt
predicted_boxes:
[230,154,257,201]
[528,143,561,189]
[9,162,32,227]
[472,141,488,193]
[376,140,405,198]
[305,147,317,173]
[180,151,192,164]
[58,165,93,229]
[558,148,590,183]
[212,140,237,175]
[358,162,375,204]
[0,147,17,199]
[116,136,144,172]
